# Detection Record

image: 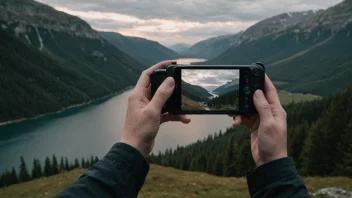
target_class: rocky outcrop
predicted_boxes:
[313,188,352,198]
[0,0,100,39]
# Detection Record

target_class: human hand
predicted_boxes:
[121,60,191,157]
[232,75,287,166]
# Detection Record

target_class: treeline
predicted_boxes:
[149,87,352,177]
[207,90,239,110]
[0,155,99,188]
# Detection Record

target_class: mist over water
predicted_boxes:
[0,58,232,172]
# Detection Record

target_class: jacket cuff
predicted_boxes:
[103,143,150,191]
[246,157,299,196]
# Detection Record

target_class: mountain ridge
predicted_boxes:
[100,31,179,65]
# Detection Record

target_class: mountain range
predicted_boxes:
[201,0,352,96]
[99,32,179,65]
[168,43,191,54]
[0,0,146,123]
[213,79,240,95]
[179,32,244,60]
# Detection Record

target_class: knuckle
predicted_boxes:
[156,88,169,98]
[143,108,158,117]
[261,103,271,111]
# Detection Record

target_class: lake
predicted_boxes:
[0,58,232,173]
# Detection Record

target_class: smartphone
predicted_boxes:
[151,63,265,115]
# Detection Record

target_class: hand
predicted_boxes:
[232,75,287,166]
[121,61,191,157]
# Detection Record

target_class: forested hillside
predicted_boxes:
[181,81,211,101]
[202,0,352,96]
[100,32,179,65]
[149,87,352,177]
[0,0,145,123]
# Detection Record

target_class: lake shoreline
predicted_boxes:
[0,86,134,127]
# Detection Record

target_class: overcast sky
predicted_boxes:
[37,0,342,45]
[183,69,239,91]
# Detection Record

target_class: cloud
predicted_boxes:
[182,69,239,89]
[37,0,343,45]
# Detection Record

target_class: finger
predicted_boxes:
[147,77,175,112]
[233,115,257,130]
[161,114,191,124]
[136,60,174,90]
[264,75,281,108]
[253,90,274,122]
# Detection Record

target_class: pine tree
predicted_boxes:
[235,140,255,176]
[65,157,69,170]
[74,158,80,168]
[223,138,235,176]
[212,154,223,176]
[90,155,95,167]
[60,157,65,172]
[19,156,31,182]
[94,156,99,164]
[10,167,18,185]
[44,156,52,177]
[36,159,43,178]
[52,155,59,174]
[81,158,86,169]
[31,158,40,179]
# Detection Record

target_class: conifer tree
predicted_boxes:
[90,155,95,167]
[81,158,86,169]
[59,157,65,172]
[64,157,69,170]
[223,138,235,176]
[44,156,52,177]
[74,158,80,168]
[10,167,18,184]
[52,155,59,174]
[94,156,100,164]
[19,156,31,182]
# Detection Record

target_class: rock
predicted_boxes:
[313,188,352,198]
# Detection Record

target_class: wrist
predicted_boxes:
[120,136,149,157]
[257,152,288,167]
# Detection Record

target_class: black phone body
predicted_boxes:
[151,63,265,115]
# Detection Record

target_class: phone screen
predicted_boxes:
[181,69,240,111]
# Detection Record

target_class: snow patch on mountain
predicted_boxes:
[35,27,44,51]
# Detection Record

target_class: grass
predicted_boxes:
[182,95,205,111]
[1,165,352,198]
[278,91,321,105]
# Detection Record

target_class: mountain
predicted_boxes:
[213,79,240,95]
[168,43,191,54]
[238,10,322,44]
[99,32,179,65]
[181,80,211,101]
[0,0,145,123]
[203,1,352,96]
[183,32,244,60]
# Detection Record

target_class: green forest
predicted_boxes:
[0,155,99,188]
[149,87,352,177]
[207,90,239,110]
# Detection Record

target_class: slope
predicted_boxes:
[0,166,351,198]
[203,1,352,95]
[0,0,145,123]
[181,81,212,101]
[168,43,191,54]
[100,31,179,65]
[184,32,243,60]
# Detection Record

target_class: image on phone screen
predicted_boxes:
[181,69,240,111]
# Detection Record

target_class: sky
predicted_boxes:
[37,0,342,45]
[182,69,239,91]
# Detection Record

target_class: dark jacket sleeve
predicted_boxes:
[246,157,310,198]
[55,143,149,198]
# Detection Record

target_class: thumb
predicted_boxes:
[148,77,175,112]
[253,90,273,122]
